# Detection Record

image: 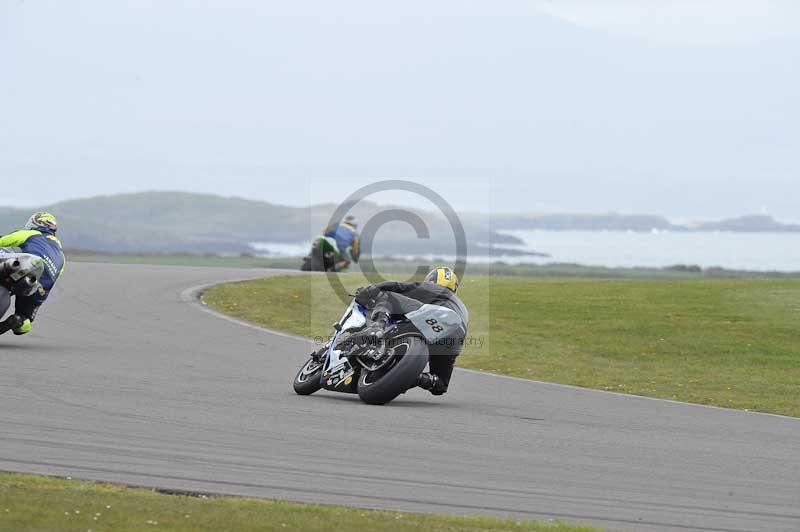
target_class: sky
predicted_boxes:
[1,0,798,220]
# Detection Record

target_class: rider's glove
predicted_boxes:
[13,318,31,336]
[355,285,381,308]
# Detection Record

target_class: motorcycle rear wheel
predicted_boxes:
[357,336,428,405]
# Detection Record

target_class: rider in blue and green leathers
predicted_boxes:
[0,212,66,335]
[322,215,360,271]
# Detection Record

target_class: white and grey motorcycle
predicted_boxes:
[293,292,464,405]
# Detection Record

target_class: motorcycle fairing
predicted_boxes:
[322,236,340,254]
[320,300,366,391]
[406,304,464,343]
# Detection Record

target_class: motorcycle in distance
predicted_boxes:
[0,253,44,331]
[293,291,462,405]
[300,236,345,272]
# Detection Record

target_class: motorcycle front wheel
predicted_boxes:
[357,336,429,405]
[293,356,324,395]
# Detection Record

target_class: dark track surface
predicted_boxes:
[1,263,798,531]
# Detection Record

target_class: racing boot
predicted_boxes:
[0,314,24,336]
[417,373,448,396]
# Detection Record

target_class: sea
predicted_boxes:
[252,230,800,272]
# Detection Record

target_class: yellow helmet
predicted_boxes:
[25,212,58,234]
[424,266,460,293]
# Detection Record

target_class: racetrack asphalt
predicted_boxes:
[1,263,798,532]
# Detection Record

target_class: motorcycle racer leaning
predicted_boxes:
[322,215,360,271]
[354,266,468,396]
[0,212,65,336]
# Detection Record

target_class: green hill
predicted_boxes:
[0,191,521,256]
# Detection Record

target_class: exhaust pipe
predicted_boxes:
[1,255,44,297]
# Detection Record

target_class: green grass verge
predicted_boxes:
[0,473,598,532]
[204,274,800,417]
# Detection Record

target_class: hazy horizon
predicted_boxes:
[2,1,798,219]
[2,187,797,226]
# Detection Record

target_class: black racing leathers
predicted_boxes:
[355,281,469,394]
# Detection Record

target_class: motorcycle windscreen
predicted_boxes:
[321,301,364,391]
